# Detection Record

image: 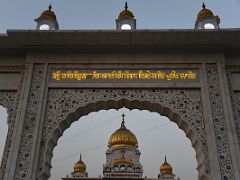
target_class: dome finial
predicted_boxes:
[80,154,82,161]
[121,113,125,126]
[164,155,167,163]
[202,2,206,9]
[125,2,128,10]
[49,4,52,11]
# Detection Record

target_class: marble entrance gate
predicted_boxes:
[0,30,240,180]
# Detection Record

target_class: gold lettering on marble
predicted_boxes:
[52,70,197,81]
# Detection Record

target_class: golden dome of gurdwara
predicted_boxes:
[38,4,57,21]
[108,115,138,147]
[197,3,214,21]
[118,2,135,20]
[160,156,172,174]
[74,155,86,173]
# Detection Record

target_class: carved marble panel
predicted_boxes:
[232,92,240,146]
[15,64,44,180]
[206,64,233,180]
[37,88,209,179]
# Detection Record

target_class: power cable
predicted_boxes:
[136,121,172,135]
[58,112,128,144]
[53,143,107,163]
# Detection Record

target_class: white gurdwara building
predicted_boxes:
[103,114,143,178]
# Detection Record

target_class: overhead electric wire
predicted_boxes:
[136,121,172,135]
[58,112,128,144]
[52,120,172,164]
[53,143,107,163]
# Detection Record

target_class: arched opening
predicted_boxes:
[121,24,132,30]
[40,24,50,30]
[0,106,8,167]
[40,95,206,180]
[204,23,215,29]
[50,108,197,180]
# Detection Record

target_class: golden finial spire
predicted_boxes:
[125,2,128,10]
[80,154,82,161]
[164,155,167,163]
[49,4,52,11]
[121,113,125,127]
[202,2,206,9]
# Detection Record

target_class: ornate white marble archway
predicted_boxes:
[1,29,240,180]
[37,89,207,180]
[0,63,238,180]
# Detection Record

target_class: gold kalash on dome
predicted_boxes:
[118,2,135,20]
[37,4,57,21]
[160,156,173,175]
[74,154,86,173]
[108,114,138,148]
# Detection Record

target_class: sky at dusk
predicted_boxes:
[0,0,240,32]
[0,1,240,180]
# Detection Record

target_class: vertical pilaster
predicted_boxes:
[28,63,49,179]
[200,63,221,180]
[4,63,33,180]
[217,63,240,180]
[225,67,240,153]
[206,64,234,180]
[13,64,45,180]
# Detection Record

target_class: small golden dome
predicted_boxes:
[197,3,214,21]
[38,4,57,21]
[108,114,138,147]
[74,155,86,173]
[118,2,135,19]
[160,156,172,175]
